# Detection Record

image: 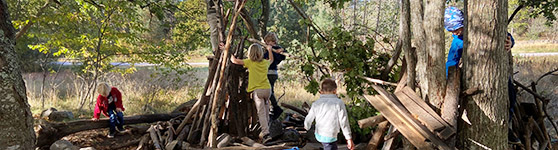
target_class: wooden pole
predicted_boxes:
[209,1,247,147]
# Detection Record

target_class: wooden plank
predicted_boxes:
[364,95,429,149]
[395,91,445,132]
[369,84,452,149]
[381,125,397,150]
[401,86,456,139]
[395,70,408,92]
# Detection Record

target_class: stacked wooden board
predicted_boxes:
[364,84,453,149]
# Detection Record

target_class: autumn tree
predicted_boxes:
[0,0,36,149]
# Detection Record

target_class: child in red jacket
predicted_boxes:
[92,83,125,138]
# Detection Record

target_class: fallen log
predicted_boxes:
[367,121,389,150]
[280,103,308,116]
[358,114,386,129]
[36,112,184,148]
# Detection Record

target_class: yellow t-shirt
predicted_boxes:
[243,59,271,92]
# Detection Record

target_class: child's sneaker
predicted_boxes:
[107,133,115,138]
[116,127,127,134]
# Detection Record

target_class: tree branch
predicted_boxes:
[286,0,327,41]
[15,0,51,40]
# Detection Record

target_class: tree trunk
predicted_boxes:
[400,0,415,90]
[459,0,509,149]
[410,0,428,99]
[423,0,446,110]
[0,0,36,149]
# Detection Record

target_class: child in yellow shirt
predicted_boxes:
[231,43,274,143]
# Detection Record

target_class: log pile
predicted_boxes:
[355,68,558,149]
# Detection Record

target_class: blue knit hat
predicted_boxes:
[444,7,464,31]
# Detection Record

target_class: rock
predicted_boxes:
[49,111,74,122]
[50,140,79,150]
[41,108,58,119]
[280,129,301,142]
[217,133,232,148]
[40,108,74,122]
[79,147,96,150]
[269,119,284,139]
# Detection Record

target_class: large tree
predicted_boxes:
[0,0,36,149]
[459,0,509,148]
[423,0,446,110]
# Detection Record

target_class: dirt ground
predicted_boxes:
[63,128,354,150]
[64,128,141,150]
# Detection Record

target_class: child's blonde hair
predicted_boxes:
[248,44,264,62]
[97,83,111,97]
[264,32,279,44]
[321,78,337,92]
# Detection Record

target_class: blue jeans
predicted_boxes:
[268,74,283,120]
[107,103,124,134]
[321,142,338,150]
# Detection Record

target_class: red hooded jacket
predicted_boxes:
[93,87,125,119]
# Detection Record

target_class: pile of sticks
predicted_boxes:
[510,68,558,150]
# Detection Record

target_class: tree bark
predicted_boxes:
[0,0,36,149]
[257,0,270,37]
[459,0,509,149]
[441,66,460,147]
[410,0,428,100]
[400,0,414,89]
[35,113,184,148]
[423,0,446,109]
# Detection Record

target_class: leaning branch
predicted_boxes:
[359,76,398,86]
[286,0,327,41]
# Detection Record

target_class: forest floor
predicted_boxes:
[65,128,141,150]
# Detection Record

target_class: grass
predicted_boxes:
[25,66,208,119]
[512,41,558,53]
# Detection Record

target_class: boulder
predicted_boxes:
[41,108,58,119]
[79,147,96,150]
[50,140,79,150]
[41,108,74,122]
[49,111,74,122]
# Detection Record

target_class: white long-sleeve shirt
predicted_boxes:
[304,94,352,141]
